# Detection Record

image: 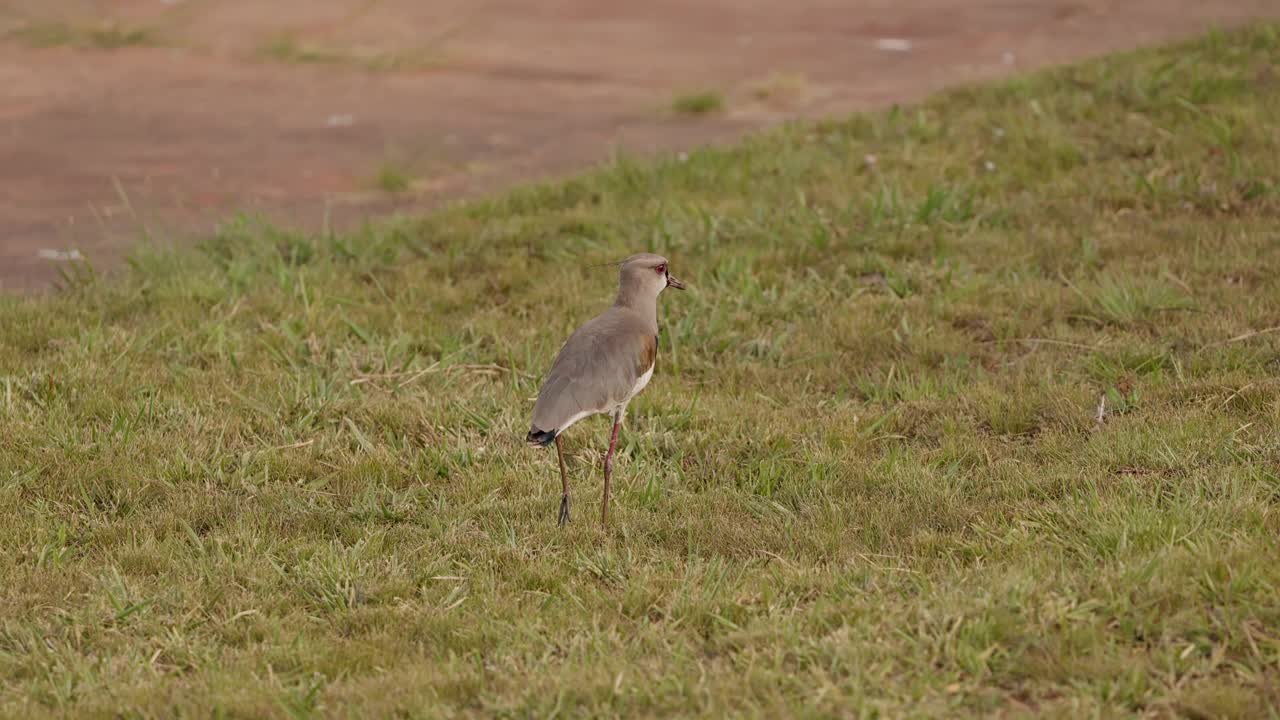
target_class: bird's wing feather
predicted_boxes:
[530,309,657,433]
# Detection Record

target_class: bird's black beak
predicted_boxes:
[666,273,685,290]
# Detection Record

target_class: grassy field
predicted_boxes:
[2,25,1279,718]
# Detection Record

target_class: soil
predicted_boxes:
[2,0,1277,291]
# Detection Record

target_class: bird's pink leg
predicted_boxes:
[601,410,622,528]
[555,435,570,527]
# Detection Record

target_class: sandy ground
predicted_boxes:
[2,0,1277,290]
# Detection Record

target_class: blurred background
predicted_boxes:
[2,0,1276,291]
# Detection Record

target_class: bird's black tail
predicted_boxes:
[526,428,556,447]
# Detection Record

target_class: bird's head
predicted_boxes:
[617,253,685,303]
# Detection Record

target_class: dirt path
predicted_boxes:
[2,1,1277,291]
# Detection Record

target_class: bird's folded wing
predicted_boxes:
[530,312,657,432]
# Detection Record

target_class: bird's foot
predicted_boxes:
[558,494,571,527]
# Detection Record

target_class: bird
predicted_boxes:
[526,253,685,528]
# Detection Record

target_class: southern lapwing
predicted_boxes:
[527,253,685,528]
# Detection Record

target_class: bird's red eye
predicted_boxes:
[655,264,666,274]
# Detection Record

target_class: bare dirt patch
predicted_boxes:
[2,0,1277,290]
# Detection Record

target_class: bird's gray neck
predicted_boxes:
[614,288,659,331]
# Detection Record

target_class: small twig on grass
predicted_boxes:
[1161,269,1194,295]
[853,552,920,575]
[452,363,511,375]
[1221,383,1255,409]
[350,368,429,385]
[757,549,795,569]
[1019,337,1100,351]
[349,361,535,390]
[1206,325,1280,348]
[396,361,442,389]
[979,337,1101,351]
[1093,394,1107,426]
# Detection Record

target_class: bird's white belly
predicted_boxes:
[627,365,654,401]
[557,365,655,433]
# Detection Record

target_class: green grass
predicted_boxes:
[2,24,1280,718]
[749,71,811,109]
[374,163,413,193]
[259,36,345,65]
[258,36,443,72]
[672,90,726,115]
[8,20,156,50]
